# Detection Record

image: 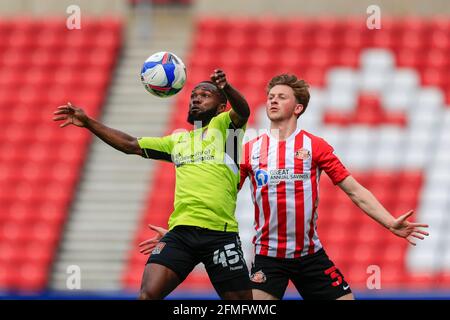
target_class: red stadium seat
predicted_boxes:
[428,31,450,50]
[379,265,406,288]
[422,67,448,87]
[0,67,22,88]
[0,17,122,292]
[345,265,369,288]
[0,243,21,265]
[437,272,450,287]
[340,31,365,50]
[0,222,26,243]
[334,49,360,67]
[302,67,326,86]
[445,88,450,105]
[23,244,54,266]
[380,243,406,266]
[16,263,48,290]
[396,49,422,69]
[404,272,436,289]
[0,265,17,289]
[308,49,333,69]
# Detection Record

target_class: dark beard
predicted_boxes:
[187,107,219,126]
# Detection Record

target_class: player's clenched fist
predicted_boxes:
[210,69,228,90]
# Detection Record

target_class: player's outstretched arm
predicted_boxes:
[338,175,429,246]
[138,224,168,255]
[53,102,142,156]
[211,69,250,128]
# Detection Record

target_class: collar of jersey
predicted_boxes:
[265,126,301,142]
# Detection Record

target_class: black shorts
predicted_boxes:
[250,249,352,300]
[147,225,251,296]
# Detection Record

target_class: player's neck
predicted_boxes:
[191,119,212,129]
[269,119,298,141]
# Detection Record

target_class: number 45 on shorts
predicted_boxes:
[213,243,242,268]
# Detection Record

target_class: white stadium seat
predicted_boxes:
[326,68,360,90]
[360,49,395,73]
[324,87,357,111]
[386,69,420,91]
[382,89,415,111]
[359,70,392,92]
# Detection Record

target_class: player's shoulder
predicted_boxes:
[243,130,269,147]
[211,110,231,123]
[167,129,192,144]
[301,130,329,145]
[299,130,334,155]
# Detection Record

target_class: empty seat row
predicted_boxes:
[0,17,122,291]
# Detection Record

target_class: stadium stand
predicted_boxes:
[0,17,122,291]
[50,9,192,291]
[1,0,449,299]
[123,16,450,294]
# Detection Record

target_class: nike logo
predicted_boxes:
[343,284,350,290]
[252,155,260,160]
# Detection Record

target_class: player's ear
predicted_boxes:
[217,103,226,114]
[294,104,304,117]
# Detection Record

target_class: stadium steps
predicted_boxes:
[50,9,193,290]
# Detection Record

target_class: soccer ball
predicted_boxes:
[140,51,187,98]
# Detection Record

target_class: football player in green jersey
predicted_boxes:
[53,69,252,300]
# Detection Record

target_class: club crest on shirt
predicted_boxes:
[152,242,166,255]
[295,148,311,160]
[250,270,267,283]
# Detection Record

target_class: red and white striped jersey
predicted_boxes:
[240,128,350,259]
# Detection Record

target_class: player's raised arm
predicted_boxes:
[53,102,142,156]
[337,175,429,246]
[211,69,250,128]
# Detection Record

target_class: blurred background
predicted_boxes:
[0,0,450,299]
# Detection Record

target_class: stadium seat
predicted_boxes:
[404,272,436,289]
[16,263,48,290]
[0,243,21,265]
[0,265,17,289]
[437,272,450,287]
[0,17,122,291]
[379,265,406,288]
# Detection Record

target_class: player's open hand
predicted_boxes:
[138,224,168,255]
[53,102,88,128]
[210,69,228,90]
[389,210,429,246]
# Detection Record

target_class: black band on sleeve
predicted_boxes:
[225,123,240,170]
[141,148,172,162]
